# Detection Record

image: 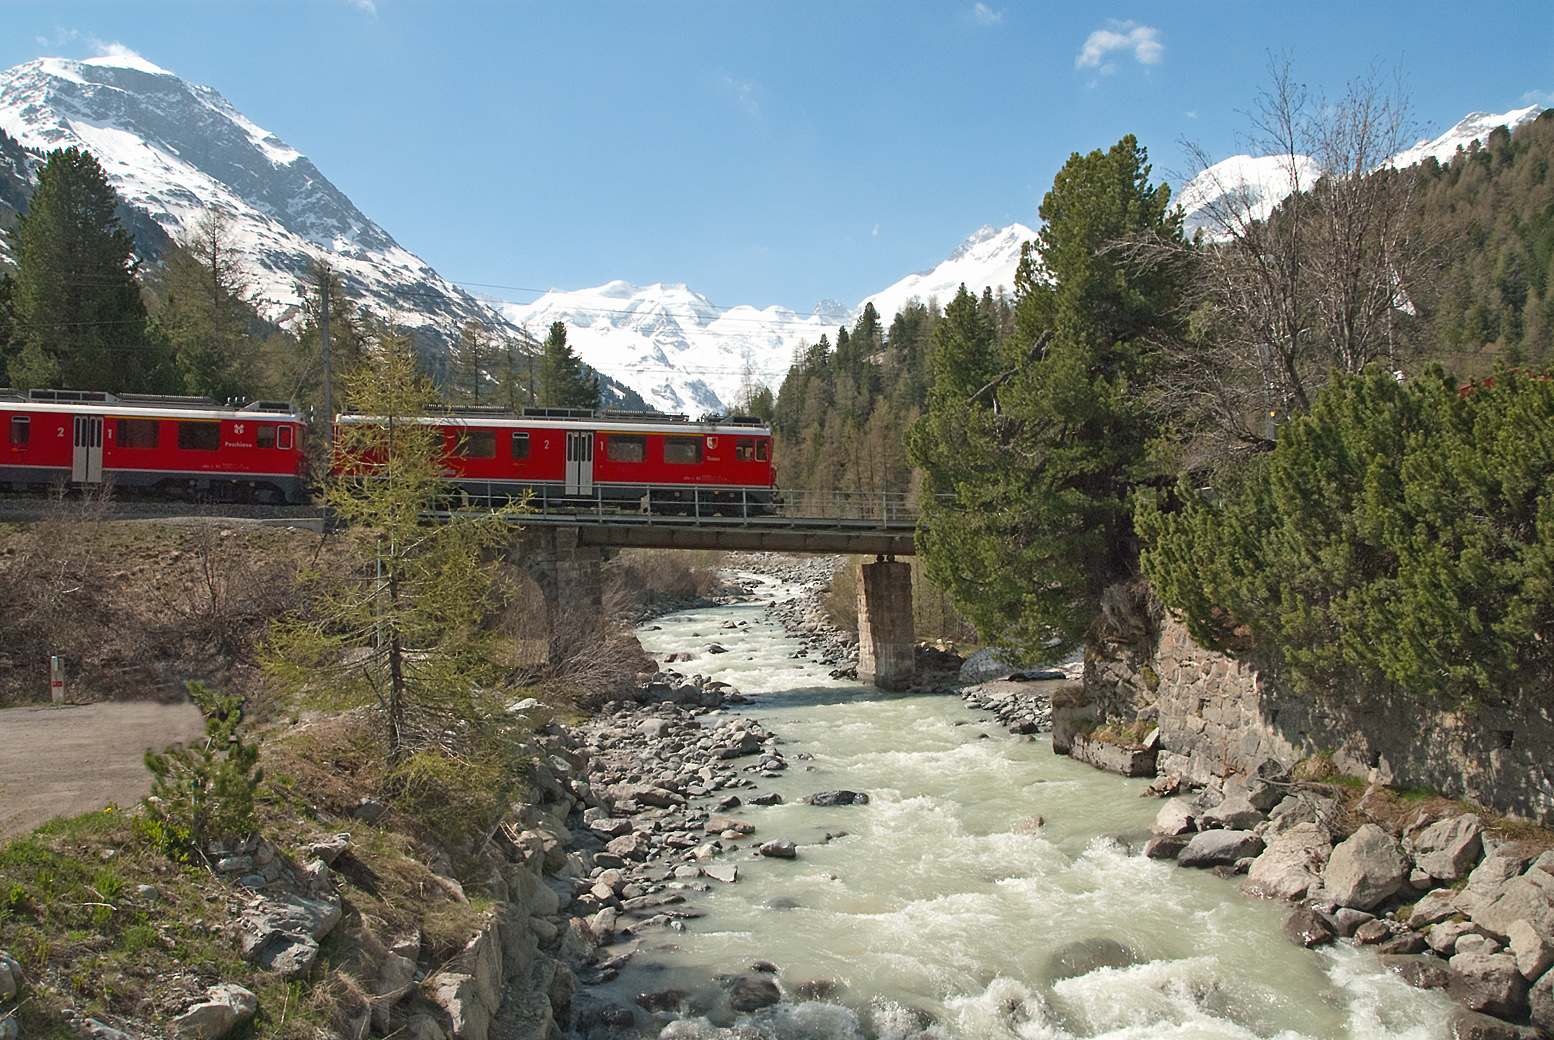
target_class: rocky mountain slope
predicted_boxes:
[0,53,510,356]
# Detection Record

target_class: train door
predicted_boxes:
[72,415,104,485]
[565,431,594,495]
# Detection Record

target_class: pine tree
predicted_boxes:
[6,147,170,391]
[909,138,1187,662]
[538,321,599,409]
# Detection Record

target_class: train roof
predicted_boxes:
[0,388,303,421]
[335,407,772,435]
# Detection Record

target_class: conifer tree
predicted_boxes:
[152,207,258,399]
[909,137,1187,662]
[263,321,513,765]
[538,321,599,409]
[6,147,170,391]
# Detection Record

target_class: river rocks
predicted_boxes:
[960,683,1054,734]
[1283,907,1337,948]
[1408,888,1463,928]
[1151,799,1196,836]
[1411,814,1485,883]
[1243,823,1332,901]
[803,790,869,806]
[1472,863,1554,942]
[1178,830,1265,869]
[1507,919,1554,980]
[1199,791,1267,832]
[725,975,782,1012]
[1145,834,1191,860]
[1449,951,1531,1019]
[759,840,797,859]
[1044,938,1139,981]
[1323,824,1409,911]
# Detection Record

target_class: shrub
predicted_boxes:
[1140,365,1554,702]
[138,680,262,861]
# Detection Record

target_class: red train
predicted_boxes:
[0,389,778,514]
[334,406,779,514]
[1,388,309,503]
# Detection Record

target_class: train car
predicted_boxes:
[0,388,310,503]
[333,406,778,514]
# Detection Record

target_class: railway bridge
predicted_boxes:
[506,489,921,690]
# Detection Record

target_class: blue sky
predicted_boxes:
[3,1,1551,313]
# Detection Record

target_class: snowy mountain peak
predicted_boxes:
[1178,103,1546,239]
[0,55,508,354]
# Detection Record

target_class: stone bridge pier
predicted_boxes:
[856,557,914,691]
[509,526,602,645]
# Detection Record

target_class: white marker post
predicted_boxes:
[50,655,64,704]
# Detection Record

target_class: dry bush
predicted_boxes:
[601,547,725,618]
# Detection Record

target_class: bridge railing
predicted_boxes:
[459,483,919,525]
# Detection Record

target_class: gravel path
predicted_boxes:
[0,701,208,839]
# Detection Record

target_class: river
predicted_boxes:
[587,569,1457,1040]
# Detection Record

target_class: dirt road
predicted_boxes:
[0,701,208,839]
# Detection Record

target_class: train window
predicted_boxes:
[757,439,769,461]
[607,435,646,463]
[456,429,496,458]
[735,437,755,461]
[177,421,220,451]
[256,424,276,449]
[278,426,293,450]
[664,436,703,464]
[9,415,28,445]
[511,431,530,459]
[117,418,159,448]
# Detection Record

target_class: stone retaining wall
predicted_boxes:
[1088,612,1554,823]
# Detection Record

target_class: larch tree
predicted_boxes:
[153,206,258,399]
[263,321,516,768]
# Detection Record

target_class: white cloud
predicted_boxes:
[1184,110,1197,119]
[872,223,880,236]
[1075,21,1162,72]
[93,41,143,62]
[972,3,1003,26]
[344,0,378,14]
[721,74,761,115]
[1523,88,1554,107]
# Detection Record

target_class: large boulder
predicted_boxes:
[1177,830,1265,869]
[959,647,1017,684]
[1243,823,1332,902]
[1507,918,1554,982]
[1456,844,1540,920]
[1531,969,1554,1037]
[1447,951,1530,1020]
[1410,814,1484,884]
[1150,799,1196,837]
[1199,792,1267,832]
[1044,938,1139,981]
[1472,865,1554,943]
[173,984,258,1040]
[1323,825,1408,911]
[725,975,782,1012]
[1282,907,1337,949]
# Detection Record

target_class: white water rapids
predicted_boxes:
[589,570,1458,1039]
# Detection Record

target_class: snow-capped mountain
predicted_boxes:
[1178,103,1546,239]
[500,283,848,416]
[505,225,1034,414]
[860,223,1033,329]
[0,54,509,354]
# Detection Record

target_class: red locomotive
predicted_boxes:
[0,389,309,503]
[333,406,778,513]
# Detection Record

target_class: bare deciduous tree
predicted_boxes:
[1152,55,1424,466]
